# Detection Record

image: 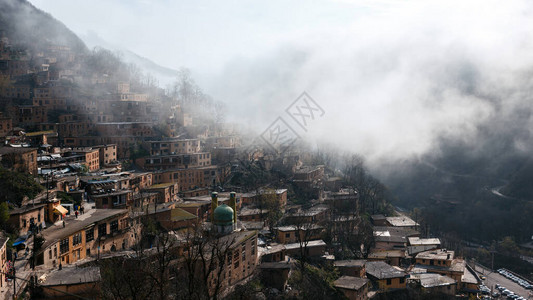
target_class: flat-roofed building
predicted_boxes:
[142,138,201,155]
[407,237,441,255]
[153,165,218,192]
[64,147,100,172]
[262,244,286,263]
[238,208,266,222]
[8,204,46,235]
[367,249,405,266]
[177,201,210,221]
[334,260,366,278]
[196,230,258,296]
[240,189,287,208]
[0,233,9,289]
[39,266,101,299]
[293,165,324,181]
[284,240,327,257]
[373,226,419,251]
[259,261,291,291]
[274,224,324,244]
[137,152,211,170]
[415,249,454,267]
[325,188,359,215]
[285,205,329,224]
[11,105,48,127]
[385,216,419,230]
[36,209,131,268]
[413,249,471,290]
[408,273,457,296]
[365,261,407,291]
[93,144,117,167]
[0,146,38,175]
[334,276,370,300]
[371,214,388,226]
[144,182,179,203]
[154,207,197,231]
[92,190,133,209]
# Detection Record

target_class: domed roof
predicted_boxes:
[214,204,234,225]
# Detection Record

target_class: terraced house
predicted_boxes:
[36,209,131,268]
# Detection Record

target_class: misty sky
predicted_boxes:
[29,0,533,165]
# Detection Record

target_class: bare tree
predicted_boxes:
[100,255,156,300]
[175,222,239,300]
[291,214,324,272]
[257,190,283,232]
[343,154,390,215]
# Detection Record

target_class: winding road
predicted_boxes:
[420,159,516,200]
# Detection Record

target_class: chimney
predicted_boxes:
[211,192,218,222]
[230,192,237,223]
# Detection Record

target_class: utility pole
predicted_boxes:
[46,173,50,202]
[12,266,16,300]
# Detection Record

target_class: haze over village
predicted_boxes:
[0,0,532,299]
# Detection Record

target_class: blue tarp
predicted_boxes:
[12,237,26,246]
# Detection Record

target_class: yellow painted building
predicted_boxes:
[365,261,407,291]
[36,209,131,268]
[274,225,324,244]
[0,233,8,289]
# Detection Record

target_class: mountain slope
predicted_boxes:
[501,159,533,199]
[82,31,178,85]
[0,0,87,53]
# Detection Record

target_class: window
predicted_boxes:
[98,223,107,237]
[386,279,392,285]
[285,233,290,238]
[60,238,69,254]
[120,219,128,230]
[234,250,239,262]
[86,227,94,242]
[73,233,82,246]
[110,220,119,233]
[251,238,256,255]
[400,278,405,284]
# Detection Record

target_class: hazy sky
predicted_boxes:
[29,0,533,165]
[30,0,382,73]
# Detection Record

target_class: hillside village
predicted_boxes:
[0,31,494,300]
[0,3,526,299]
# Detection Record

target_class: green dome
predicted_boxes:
[214,204,234,225]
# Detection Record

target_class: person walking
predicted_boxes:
[62,220,65,228]
[75,210,78,218]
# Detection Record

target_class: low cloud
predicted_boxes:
[207,0,533,166]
